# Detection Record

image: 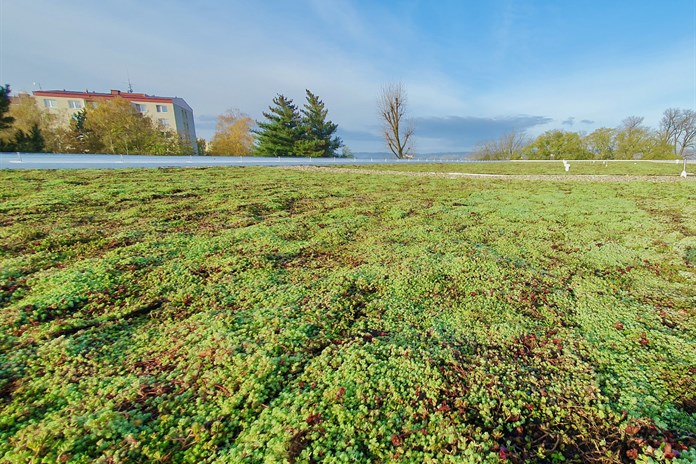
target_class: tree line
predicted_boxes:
[0,85,193,155]
[5,79,690,160]
[0,85,345,157]
[474,110,696,161]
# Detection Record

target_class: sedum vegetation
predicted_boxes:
[336,161,692,176]
[0,165,695,463]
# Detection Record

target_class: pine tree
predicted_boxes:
[254,94,303,157]
[13,124,45,152]
[299,90,343,158]
[0,84,15,131]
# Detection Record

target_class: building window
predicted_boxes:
[156,105,168,113]
[134,103,147,113]
[43,99,57,108]
[68,100,83,109]
[158,118,169,127]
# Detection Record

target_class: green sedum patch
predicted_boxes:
[0,166,694,463]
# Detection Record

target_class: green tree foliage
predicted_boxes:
[149,130,192,155]
[613,116,673,160]
[66,108,99,153]
[12,124,45,152]
[475,110,684,162]
[615,117,653,160]
[0,85,13,151]
[641,137,675,160]
[254,94,303,157]
[523,130,589,160]
[298,90,343,158]
[197,138,208,155]
[584,127,616,159]
[255,92,344,158]
[0,84,15,130]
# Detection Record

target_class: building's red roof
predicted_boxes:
[33,89,173,104]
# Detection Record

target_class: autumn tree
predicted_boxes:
[2,92,80,153]
[254,95,303,157]
[297,90,343,158]
[82,97,190,155]
[378,82,414,159]
[6,93,43,134]
[0,90,57,152]
[83,97,145,154]
[209,109,254,156]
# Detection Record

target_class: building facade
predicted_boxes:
[32,89,198,153]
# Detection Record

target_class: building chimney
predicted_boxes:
[111,89,121,95]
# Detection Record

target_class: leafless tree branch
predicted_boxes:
[378,82,414,159]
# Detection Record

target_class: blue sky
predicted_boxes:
[1,0,695,153]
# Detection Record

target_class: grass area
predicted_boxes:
[338,160,690,176]
[1,166,695,463]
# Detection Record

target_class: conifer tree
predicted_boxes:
[0,84,15,131]
[254,94,303,157]
[13,124,45,152]
[298,90,343,158]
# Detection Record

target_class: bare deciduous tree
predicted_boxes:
[473,131,528,160]
[378,82,414,159]
[621,115,645,131]
[660,108,696,159]
[660,108,681,150]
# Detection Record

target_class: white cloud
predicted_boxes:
[473,41,694,134]
[2,1,694,152]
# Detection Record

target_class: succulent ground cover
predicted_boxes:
[0,165,694,463]
[335,160,690,176]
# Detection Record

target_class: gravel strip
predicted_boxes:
[285,166,696,183]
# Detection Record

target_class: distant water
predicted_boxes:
[0,153,476,170]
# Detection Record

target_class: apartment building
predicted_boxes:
[32,89,198,152]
